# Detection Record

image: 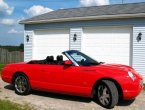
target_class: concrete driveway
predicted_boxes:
[0,78,145,110]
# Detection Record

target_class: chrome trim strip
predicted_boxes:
[64,52,79,66]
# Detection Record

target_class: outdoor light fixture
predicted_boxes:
[136,32,142,42]
[26,35,29,42]
[73,33,77,42]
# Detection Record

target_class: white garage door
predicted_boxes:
[33,29,69,60]
[82,26,131,65]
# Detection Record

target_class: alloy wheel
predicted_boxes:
[15,76,27,93]
[98,84,111,106]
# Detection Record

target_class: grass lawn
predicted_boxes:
[0,99,32,110]
[0,64,5,74]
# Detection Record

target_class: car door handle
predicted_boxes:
[83,70,96,72]
[40,70,46,72]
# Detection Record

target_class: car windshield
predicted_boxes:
[67,50,100,66]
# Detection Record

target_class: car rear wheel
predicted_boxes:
[96,80,119,108]
[13,73,31,95]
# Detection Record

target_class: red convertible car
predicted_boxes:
[1,50,143,108]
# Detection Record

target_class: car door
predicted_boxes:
[59,65,97,96]
[25,64,48,89]
[36,64,65,92]
[42,63,94,97]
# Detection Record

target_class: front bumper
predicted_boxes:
[1,74,12,83]
[123,79,144,100]
[1,67,13,84]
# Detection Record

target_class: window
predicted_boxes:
[67,50,100,66]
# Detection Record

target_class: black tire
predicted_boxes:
[96,80,119,109]
[13,73,31,95]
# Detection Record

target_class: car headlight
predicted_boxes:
[128,71,135,81]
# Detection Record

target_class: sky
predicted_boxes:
[0,0,145,46]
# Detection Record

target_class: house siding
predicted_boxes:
[133,26,145,77]
[70,28,82,51]
[24,31,33,61]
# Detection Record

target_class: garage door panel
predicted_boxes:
[82,27,131,65]
[84,27,131,33]
[86,48,129,54]
[84,52,129,64]
[35,29,68,35]
[33,29,69,60]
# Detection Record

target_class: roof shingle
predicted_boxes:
[20,2,145,24]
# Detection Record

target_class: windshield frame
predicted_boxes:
[63,50,99,66]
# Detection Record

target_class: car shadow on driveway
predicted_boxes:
[4,84,135,107]
[32,90,92,103]
[4,84,91,103]
[117,99,135,106]
[4,84,14,90]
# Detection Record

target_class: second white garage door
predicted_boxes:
[82,26,132,65]
[33,29,69,60]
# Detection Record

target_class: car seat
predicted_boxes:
[46,56,55,64]
[56,55,63,65]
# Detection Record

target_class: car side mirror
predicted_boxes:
[64,60,72,66]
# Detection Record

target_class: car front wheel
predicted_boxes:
[96,80,119,108]
[13,73,31,95]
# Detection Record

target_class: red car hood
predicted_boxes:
[95,63,133,73]
[101,63,132,70]
[95,63,143,79]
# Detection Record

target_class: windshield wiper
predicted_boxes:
[85,62,100,66]
[99,62,105,64]
[89,62,104,65]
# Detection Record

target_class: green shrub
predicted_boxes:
[0,64,5,74]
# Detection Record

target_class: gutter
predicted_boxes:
[19,13,145,24]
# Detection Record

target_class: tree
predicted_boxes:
[19,43,24,51]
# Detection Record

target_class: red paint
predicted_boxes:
[1,62,143,99]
